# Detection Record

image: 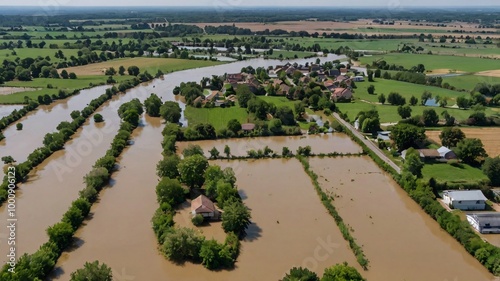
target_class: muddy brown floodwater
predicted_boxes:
[309,156,494,281]
[0,89,152,263]
[50,154,362,280]
[176,134,362,157]
[0,85,110,178]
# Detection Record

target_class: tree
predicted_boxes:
[222,199,251,236]
[93,113,104,123]
[1,156,15,164]
[374,69,381,78]
[127,65,140,76]
[60,69,69,79]
[224,145,231,158]
[122,109,140,127]
[182,144,204,157]
[455,138,487,166]
[70,110,81,119]
[483,157,500,186]
[156,154,181,178]
[378,93,385,104]
[390,123,426,151]
[282,267,319,281]
[403,148,424,178]
[216,181,239,209]
[178,155,209,189]
[162,227,204,261]
[69,72,77,79]
[16,123,23,130]
[236,84,254,108]
[84,167,109,190]
[367,85,375,95]
[275,105,295,125]
[409,95,418,106]
[421,90,432,105]
[456,96,470,109]
[160,101,182,123]
[367,70,374,82]
[387,92,406,105]
[356,108,380,134]
[144,93,162,117]
[439,127,465,147]
[118,65,126,75]
[422,108,439,126]
[199,239,231,270]
[70,261,112,281]
[397,105,412,119]
[156,177,185,205]
[227,119,242,134]
[321,263,365,281]
[46,222,74,250]
[209,147,220,159]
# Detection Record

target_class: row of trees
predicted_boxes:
[282,263,365,281]
[0,97,141,280]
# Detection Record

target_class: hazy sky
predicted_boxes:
[3,0,500,6]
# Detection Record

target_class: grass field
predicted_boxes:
[1,75,131,103]
[184,105,249,130]
[61,57,223,76]
[359,53,500,72]
[422,162,488,184]
[0,48,79,63]
[443,75,500,91]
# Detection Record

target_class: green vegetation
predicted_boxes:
[185,106,248,131]
[443,75,500,91]
[69,261,112,281]
[282,262,365,281]
[422,162,488,184]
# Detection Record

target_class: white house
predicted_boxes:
[467,213,500,234]
[442,190,487,210]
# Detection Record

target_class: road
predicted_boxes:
[332,112,402,174]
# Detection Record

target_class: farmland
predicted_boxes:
[426,127,500,157]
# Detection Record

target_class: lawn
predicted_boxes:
[1,75,132,103]
[443,75,500,91]
[0,48,79,63]
[359,53,500,72]
[184,105,249,131]
[422,162,488,184]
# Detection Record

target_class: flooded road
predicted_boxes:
[309,156,494,281]
[0,85,110,177]
[176,134,362,157]
[0,88,151,262]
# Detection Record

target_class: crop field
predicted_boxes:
[443,75,500,91]
[426,127,500,157]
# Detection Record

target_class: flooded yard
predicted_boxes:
[309,156,494,281]
[176,134,362,157]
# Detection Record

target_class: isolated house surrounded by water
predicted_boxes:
[467,213,500,234]
[191,195,220,219]
[443,190,487,210]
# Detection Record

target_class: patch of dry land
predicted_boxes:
[427,128,500,157]
[309,156,493,280]
[0,87,39,96]
[475,70,500,78]
[426,69,466,75]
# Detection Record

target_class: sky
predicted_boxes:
[2,0,500,7]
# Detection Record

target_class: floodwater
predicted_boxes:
[174,200,227,243]
[176,134,362,158]
[0,105,23,118]
[51,155,361,280]
[0,88,154,263]
[309,156,494,281]
[0,85,111,178]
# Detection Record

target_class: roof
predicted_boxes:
[417,149,441,158]
[241,123,256,131]
[437,146,452,155]
[467,213,500,224]
[191,195,216,213]
[444,190,487,201]
[331,88,352,98]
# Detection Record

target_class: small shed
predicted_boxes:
[191,195,220,220]
[443,190,487,210]
[437,146,457,160]
[241,123,256,131]
[467,213,500,234]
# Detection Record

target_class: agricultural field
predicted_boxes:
[426,127,500,157]
[443,75,500,91]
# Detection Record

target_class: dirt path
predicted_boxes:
[332,112,401,174]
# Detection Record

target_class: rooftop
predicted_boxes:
[444,190,487,201]
[191,195,216,213]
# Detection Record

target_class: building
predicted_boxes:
[401,146,457,162]
[443,190,487,210]
[437,146,457,160]
[353,76,365,82]
[377,131,391,141]
[191,195,220,219]
[330,88,353,101]
[241,123,256,131]
[467,213,500,234]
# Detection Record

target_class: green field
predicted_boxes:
[443,75,500,91]
[359,53,500,72]
[422,162,488,184]
[184,105,249,130]
[1,75,132,103]
[0,48,80,62]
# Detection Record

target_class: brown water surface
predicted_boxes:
[309,156,494,281]
[176,134,362,158]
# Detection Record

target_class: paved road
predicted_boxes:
[333,113,402,174]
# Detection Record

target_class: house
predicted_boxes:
[437,146,457,160]
[467,213,500,234]
[226,73,244,83]
[191,195,220,219]
[377,131,391,141]
[353,76,365,82]
[241,123,256,131]
[330,88,353,101]
[417,149,441,159]
[340,68,348,74]
[206,91,221,102]
[326,69,340,77]
[443,190,488,210]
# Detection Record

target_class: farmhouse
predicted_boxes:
[466,213,500,234]
[191,195,220,220]
[330,88,353,101]
[443,190,487,210]
[401,146,457,162]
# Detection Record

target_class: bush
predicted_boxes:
[93,113,104,123]
[16,123,23,130]
[192,214,204,226]
[70,261,112,281]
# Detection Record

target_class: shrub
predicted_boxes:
[192,214,204,226]
[93,113,104,123]
[16,123,23,130]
